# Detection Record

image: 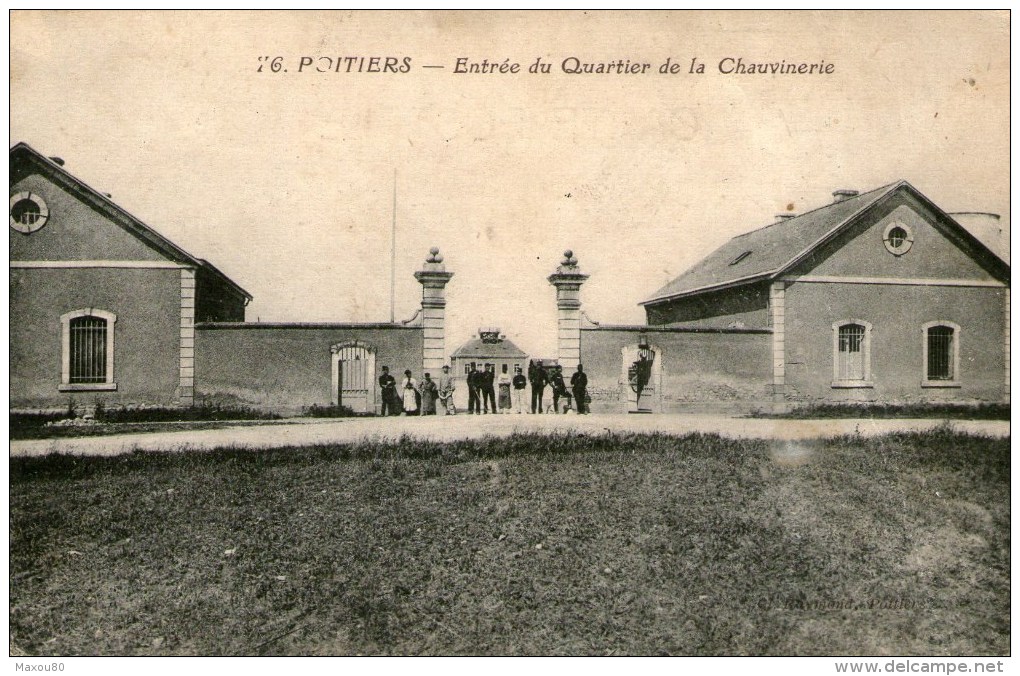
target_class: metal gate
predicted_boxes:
[621,342,661,413]
[331,342,376,413]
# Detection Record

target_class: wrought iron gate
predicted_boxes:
[331,342,376,413]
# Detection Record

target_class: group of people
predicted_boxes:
[377,365,457,416]
[526,360,589,415]
[464,363,499,414]
[375,361,590,416]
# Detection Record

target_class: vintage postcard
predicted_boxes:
[9,10,1010,664]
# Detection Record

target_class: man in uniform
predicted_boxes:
[511,365,528,414]
[529,359,547,414]
[378,365,397,416]
[467,363,481,414]
[482,364,497,414]
[571,363,589,415]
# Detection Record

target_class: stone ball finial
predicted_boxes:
[564,249,573,258]
[426,247,442,263]
[434,253,443,263]
[430,246,440,255]
[561,249,578,267]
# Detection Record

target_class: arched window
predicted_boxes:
[832,320,873,387]
[60,309,117,391]
[922,322,961,386]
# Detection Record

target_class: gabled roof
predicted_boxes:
[10,142,252,301]
[451,335,528,359]
[642,180,1009,305]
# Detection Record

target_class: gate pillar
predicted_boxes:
[547,250,589,375]
[414,248,454,376]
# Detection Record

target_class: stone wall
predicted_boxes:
[195,323,423,415]
[579,325,774,413]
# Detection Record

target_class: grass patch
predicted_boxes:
[752,402,1010,420]
[9,429,1009,656]
[10,403,281,440]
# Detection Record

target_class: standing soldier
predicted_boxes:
[529,359,547,414]
[571,363,589,415]
[438,364,457,415]
[378,365,397,416]
[467,363,481,414]
[482,364,497,414]
[512,365,528,414]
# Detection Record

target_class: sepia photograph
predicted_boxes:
[8,10,1010,666]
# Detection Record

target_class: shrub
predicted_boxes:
[302,403,359,418]
[94,402,280,423]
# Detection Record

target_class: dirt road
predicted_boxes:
[8,412,1009,457]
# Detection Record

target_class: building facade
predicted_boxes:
[9,143,451,415]
[630,181,1009,409]
[11,144,1008,417]
[10,143,251,410]
[554,182,1008,412]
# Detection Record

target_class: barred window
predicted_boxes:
[69,316,108,383]
[60,309,117,391]
[837,324,866,381]
[927,326,953,380]
[920,321,961,387]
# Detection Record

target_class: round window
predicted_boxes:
[883,221,913,255]
[9,192,49,234]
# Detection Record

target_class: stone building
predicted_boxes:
[11,142,1008,417]
[561,181,1010,412]
[9,143,453,415]
[10,143,250,410]
[449,328,529,411]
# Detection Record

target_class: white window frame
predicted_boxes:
[831,319,873,388]
[59,308,117,391]
[921,321,961,388]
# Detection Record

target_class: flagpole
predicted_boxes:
[390,168,396,324]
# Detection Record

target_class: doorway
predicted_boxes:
[330,341,376,413]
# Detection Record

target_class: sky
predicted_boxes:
[9,11,1010,358]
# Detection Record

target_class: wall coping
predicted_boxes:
[195,322,420,330]
[582,324,772,335]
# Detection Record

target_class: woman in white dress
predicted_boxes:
[401,369,419,415]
